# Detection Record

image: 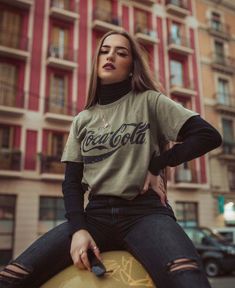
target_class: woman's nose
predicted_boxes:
[106,51,115,61]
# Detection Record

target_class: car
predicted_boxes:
[213,227,235,245]
[183,226,235,277]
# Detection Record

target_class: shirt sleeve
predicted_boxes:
[61,115,83,163]
[155,93,199,141]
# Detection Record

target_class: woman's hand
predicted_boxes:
[141,171,167,207]
[70,229,102,271]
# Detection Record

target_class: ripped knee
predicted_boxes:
[0,262,31,283]
[167,258,199,273]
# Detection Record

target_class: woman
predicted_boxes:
[0,30,221,288]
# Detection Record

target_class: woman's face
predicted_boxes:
[97,34,133,85]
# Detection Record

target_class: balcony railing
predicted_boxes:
[215,93,235,112]
[0,29,28,51]
[0,150,21,171]
[212,53,235,70]
[175,166,198,184]
[166,0,190,17]
[222,142,235,155]
[48,44,76,62]
[44,96,78,116]
[208,20,230,39]
[166,0,189,10]
[168,35,191,48]
[93,8,121,26]
[170,76,194,90]
[0,82,25,108]
[40,154,64,174]
[50,0,77,12]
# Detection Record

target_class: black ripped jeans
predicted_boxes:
[0,190,211,288]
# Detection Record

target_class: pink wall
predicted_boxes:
[28,0,45,111]
[77,0,88,111]
[157,17,166,89]
[122,5,129,31]
[24,130,37,170]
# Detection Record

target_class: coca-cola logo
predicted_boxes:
[82,122,150,164]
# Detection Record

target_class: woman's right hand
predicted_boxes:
[70,229,102,271]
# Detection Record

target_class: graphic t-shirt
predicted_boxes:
[61,90,198,199]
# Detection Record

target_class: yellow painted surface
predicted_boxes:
[42,251,155,288]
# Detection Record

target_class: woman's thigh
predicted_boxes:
[123,214,211,288]
[0,217,112,288]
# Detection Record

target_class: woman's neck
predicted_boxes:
[97,78,132,105]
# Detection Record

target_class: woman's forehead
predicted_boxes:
[102,34,130,50]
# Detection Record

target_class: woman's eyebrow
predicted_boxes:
[101,45,129,52]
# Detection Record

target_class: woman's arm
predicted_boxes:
[149,115,222,175]
[62,162,87,236]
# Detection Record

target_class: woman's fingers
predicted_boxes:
[141,174,150,194]
[91,244,102,261]
[72,249,86,270]
[80,250,91,271]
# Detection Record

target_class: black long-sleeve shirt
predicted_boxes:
[62,115,222,236]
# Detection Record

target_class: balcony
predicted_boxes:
[214,93,235,114]
[0,29,29,59]
[92,8,123,32]
[166,0,190,18]
[174,165,200,189]
[44,97,75,123]
[211,53,235,74]
[218,142,235,161]
[135,27,158,45]
[50,0,79,22]
[208,20,230,41]
[132,0,155,5]
[47,44,77,70]
[168,35,193,55]
[0,149,22,177]
[40,154,65,180]
[170,76,196,97]
[0,82,26,116]
[0,0,33,9]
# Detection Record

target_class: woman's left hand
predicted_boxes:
[141,171,167,207]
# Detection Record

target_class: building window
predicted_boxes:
[51,0,70,10]
[94,0,112,23]
[228,166,235,191]
[38,197,65,235]
[170,22,181,45]
[49,25,70,60]
[211,12,221,31]
[0,63,18,107]
[0,195,16,266]
[176,202,198,228]
[218,78,229,105]
[135,9,148,34]
[49,73,68,114]
[222,118,234,154]
[0,9,22,49]
[41,131,68,174]
[170,59,183,86]
[214,41,225,63]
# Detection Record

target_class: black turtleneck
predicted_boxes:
[62,80,222,236]
[97,78,132,105]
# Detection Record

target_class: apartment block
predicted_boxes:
[0,0,222,265]
[195,0,235,227]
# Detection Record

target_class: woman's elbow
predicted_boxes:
[212,130,223,149]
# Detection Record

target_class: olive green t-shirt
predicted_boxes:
[61,90,198,199]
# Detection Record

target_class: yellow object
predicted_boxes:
[41,251,155,288]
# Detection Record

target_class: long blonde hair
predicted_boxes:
[85,30,161,109]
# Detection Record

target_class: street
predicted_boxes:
[209,276,235,288]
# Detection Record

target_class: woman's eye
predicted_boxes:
[117,52,127,57]
[99,50,108,54]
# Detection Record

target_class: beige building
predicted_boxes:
[195,0,235,227]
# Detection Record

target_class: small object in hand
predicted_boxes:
[87,249,106,277]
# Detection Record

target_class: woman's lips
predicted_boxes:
[103,63,116,70]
